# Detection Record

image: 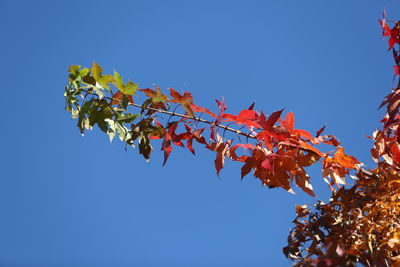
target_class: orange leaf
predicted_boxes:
[333,146,359,169]
[298,141,324,157]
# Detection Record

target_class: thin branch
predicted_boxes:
[78,88,256,139]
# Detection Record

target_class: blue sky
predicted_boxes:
[2,1,400,266]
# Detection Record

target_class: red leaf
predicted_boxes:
[281,112,295,129]
[379,19,391,37]
[281,140,324,157]
[169,88,194,117]
[225,109,261,128]
[215,97,227,113]
[162,138,172,166]
[261,154,275,174]
[181,124,208,155]
[110,91,134,105]
[161,122,185,165]
[292,129,313,140]
[190,104,217,118]
[221,113,237,121]
[299,141,324,157]
[248,102,255,110]
[263,109,284,130]
[316,125,326,137]
[214,142,230,176]
[241,157,255,179]
[390,143,400,165]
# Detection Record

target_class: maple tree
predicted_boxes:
[64,11,400,266]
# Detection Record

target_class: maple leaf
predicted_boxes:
[207,133,232,176]
[140,86,169,103]
[223,109,261,128]
[257,128,290,151]
[333,146,359,169]
[169,88,194,117]
[262,109,284,130]
[280,140,324,157]
[241,156,255,179]
[278,112,314,140]
[280,112,295,129]
[90,62,115,90]
[161,122,184,165]
[113,70,138,95]
[379,19,400,50]
[110,91,134,106]
[261,154,275,174]
[190,104,217,118]
[292,129,313,140]
[181,124,207,155]
[214,142,230,176]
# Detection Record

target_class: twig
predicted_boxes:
[78,88,257,139]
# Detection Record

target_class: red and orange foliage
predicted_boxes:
[283,13,400,266]
[64,11,400,266]
[65,61,358,196]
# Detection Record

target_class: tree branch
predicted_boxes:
[78,88,257,139]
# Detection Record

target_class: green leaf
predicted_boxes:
[113,70,138,95]
[78,68,89,77]
[117,113,140,123]
[105,119,116,142]
[114,121,131,142]
[69,65,81,76]
[104,119,131,143]
[90,62,113,90]
[123,81,138,95]
[68,65,88,82]
[98,74,114,90]
[113,71,124,90]
[91,62,103,80]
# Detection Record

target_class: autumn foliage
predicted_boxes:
[65,11,400,266]
[283,13,400,266]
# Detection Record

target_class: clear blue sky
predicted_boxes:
[2,1,400,266]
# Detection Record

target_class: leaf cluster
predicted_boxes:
[65,63,359,196]
[283,13,400,267]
